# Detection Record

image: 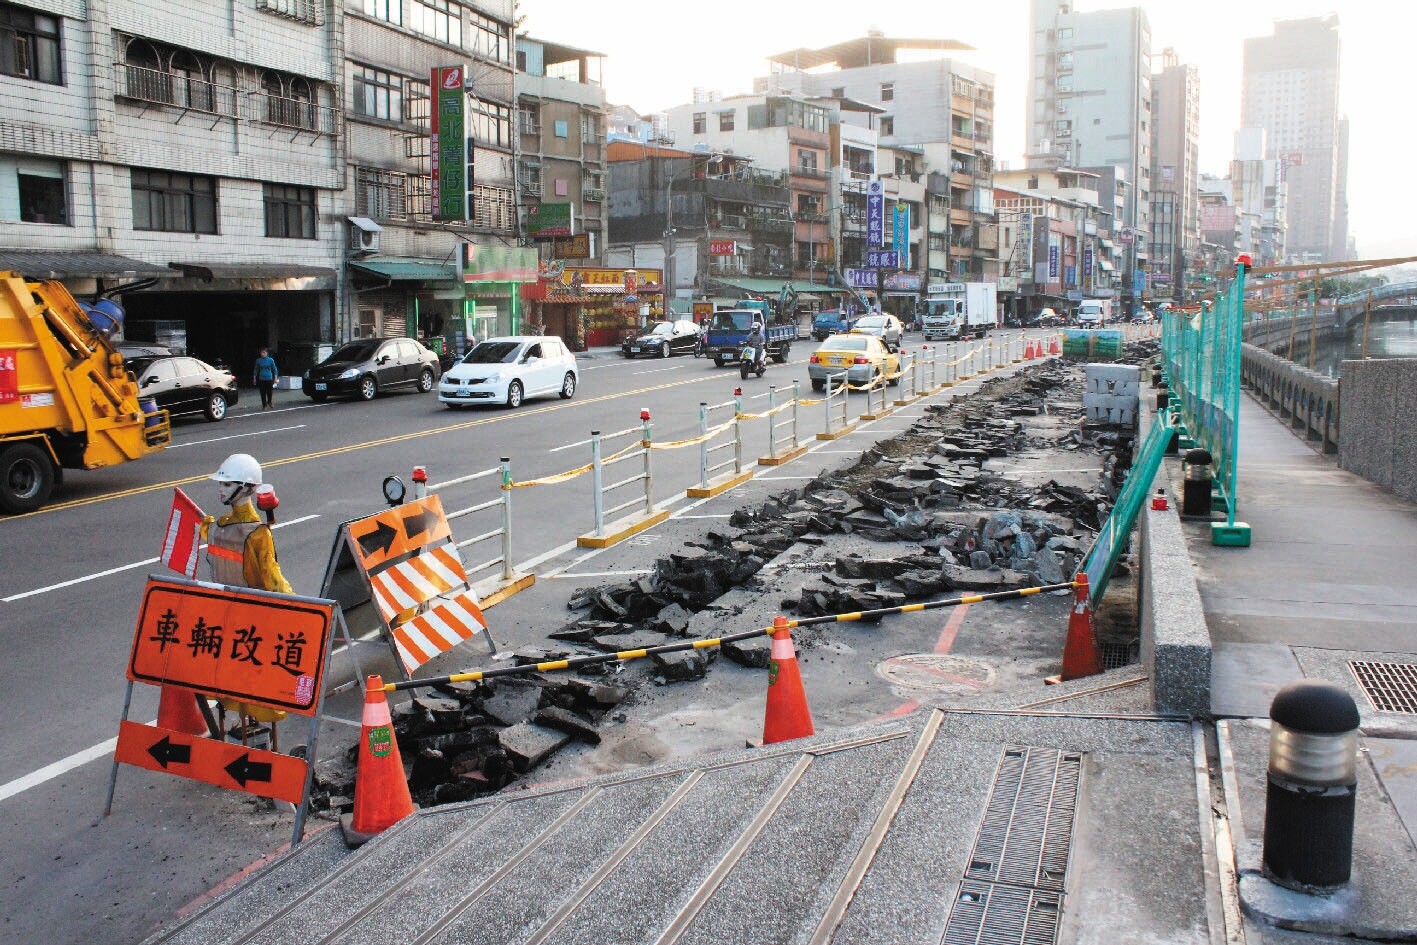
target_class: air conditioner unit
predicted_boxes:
[348,217,382,255]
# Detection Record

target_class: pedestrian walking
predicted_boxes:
[253,347,278,409]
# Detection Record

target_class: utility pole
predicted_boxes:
[663,160,677,318]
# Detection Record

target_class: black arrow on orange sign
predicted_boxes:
[147,736,191,769]
[402,507,431,540]
[357,520,398,558]
[225,754,273,787]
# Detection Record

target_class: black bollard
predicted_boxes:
[1181,449,1213,516]
[1262,681,1360,892]
[1164,411,1181,456]
[1156,389,1170,410]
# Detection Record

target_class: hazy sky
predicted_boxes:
[521,0,1415,259]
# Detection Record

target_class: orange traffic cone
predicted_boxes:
[157,685,208,736]
[342,675,415,847]
[762,617,815,745]
[1059,574,1103,680]
[1049,336,1061,355]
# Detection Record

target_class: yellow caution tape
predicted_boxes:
[649,418,737,450]
[507,440,641,487]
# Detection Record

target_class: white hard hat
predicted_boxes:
[210,452,262,485]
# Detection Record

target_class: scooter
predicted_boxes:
[739,341,767,379]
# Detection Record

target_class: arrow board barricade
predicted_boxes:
[325,494,495,678]
[105,575,350,844]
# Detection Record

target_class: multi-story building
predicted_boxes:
[1150,48,1200,302]
[759,33,998,290]
[1231,129,1287,269]
[605,145,796,315]
[514,35,607,340]
[343,0,518,352]
[1028,0,1152,312]
[1241,15,1343,261]
[0,0,344,374]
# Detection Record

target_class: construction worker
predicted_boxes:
[203,452,290,751]
[204,452,291,593]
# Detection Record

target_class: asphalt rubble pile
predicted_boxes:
[320,347,1155,810]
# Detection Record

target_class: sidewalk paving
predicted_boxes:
[1182,392,1417,941]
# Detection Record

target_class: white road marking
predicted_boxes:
[0,735,121,804]
[167,425,307,449]
[550,569,654,580]
[1,515,320,603]
[630,365,683,375]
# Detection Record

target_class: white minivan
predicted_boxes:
[438,336,579,408]
[1075,300,1112,326]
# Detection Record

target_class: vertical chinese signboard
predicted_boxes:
[867,180,885,248]
[892,202,910,270]
[107,576,349,845]
[431,66,466,222]
[0,350,16,404]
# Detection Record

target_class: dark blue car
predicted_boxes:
[812,310,856,341]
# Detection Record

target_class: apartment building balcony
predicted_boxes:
[584,188,605,202]
[115,63,340,137]
[950,207,972,226]
[746,213,795,236]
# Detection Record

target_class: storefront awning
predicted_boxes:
[1096,258,1115,271]
[349,256,457,282]
[710,277,842,296]
[169,262,337,288]
[0,250,170,280]
[1097,238,1116,251]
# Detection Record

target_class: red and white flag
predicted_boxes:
[160,487,204,578]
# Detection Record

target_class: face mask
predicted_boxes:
[218,481,247,505]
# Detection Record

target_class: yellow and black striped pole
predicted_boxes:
[379,581,1079,693]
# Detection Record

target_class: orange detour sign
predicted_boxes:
[346,494,453,572]
[114,720,308,804]
[127,577,334,714]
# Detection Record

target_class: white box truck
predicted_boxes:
[919,283,998,340]
[1075,299,1112,326]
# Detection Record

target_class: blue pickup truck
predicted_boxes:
[812,309,858,341]
[703,309,795,367]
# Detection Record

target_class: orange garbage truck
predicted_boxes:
[0,271,170,513]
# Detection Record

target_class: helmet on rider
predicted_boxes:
[210,452,263,506]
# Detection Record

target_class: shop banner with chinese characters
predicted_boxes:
[431,66,466,222]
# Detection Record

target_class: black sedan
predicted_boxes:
[303,338,442,401]
[621,320,701,358]
[123,353,239,422]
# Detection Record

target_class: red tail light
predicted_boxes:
[853,356,870,364]
[809,354,821,364]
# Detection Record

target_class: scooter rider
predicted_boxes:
[748,310,767,370]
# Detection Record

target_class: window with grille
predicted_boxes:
[470,183,514,230]
[361,0,400,24]
[519,104,540,136]
[131,169,218,233]
[356,167,406,219]
[411,0,461,46]
[467,98,510,147]
[718,110,734,131]
[0,2,62,84]
[406,173,432,219]
[261,70,318,130]
[256,0,322,25]
[353,64,402,121]
[692,112,705,134]
[880,82,894,102]
[263,183,317,238]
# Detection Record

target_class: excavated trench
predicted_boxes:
[315,345,1158,811]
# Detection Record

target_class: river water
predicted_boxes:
[1301,317,1417,376]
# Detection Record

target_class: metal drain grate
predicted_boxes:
[1100,640,1137,671]
[940,881,1061,945]
[965,747,1082,891]
[1349,661,1417,714]
[940,746,1083,945]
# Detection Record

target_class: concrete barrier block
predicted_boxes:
[1141,500,1212,718]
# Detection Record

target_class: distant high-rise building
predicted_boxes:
[1334,116,1351,259]
[1150,48,1200,300]
[1028,0,1152,308]
[1241,15,1343,261]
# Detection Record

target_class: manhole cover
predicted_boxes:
[877,653,995,693]
[1349,660,1417,714]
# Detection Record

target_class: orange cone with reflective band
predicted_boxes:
[762,616,815,745]
[341,675,415,847]
[1049,336,1061,355]
[157,685,208,736]
[1060,575,1103,680]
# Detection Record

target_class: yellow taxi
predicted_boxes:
[807,333,900,392]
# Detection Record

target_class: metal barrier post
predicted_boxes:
[590,430,604,538]
[697,402,710,490]
[791,380,801,449]
[824,373,834,435]
[733,389,744,474]
[641,412,653,514]
[766,385,778,461]
[499,457,513,581]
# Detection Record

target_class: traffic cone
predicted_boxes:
[1049,336,1061,355]
[762,617,815,745]
[341,675,415,847]
[157,685,208,736]
[1058,575,1103,681]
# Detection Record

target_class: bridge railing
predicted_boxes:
[1161,259,1251,545]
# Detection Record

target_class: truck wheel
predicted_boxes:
[713,356,725,368]
[0,442,55,514]
[771,343,790,364]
